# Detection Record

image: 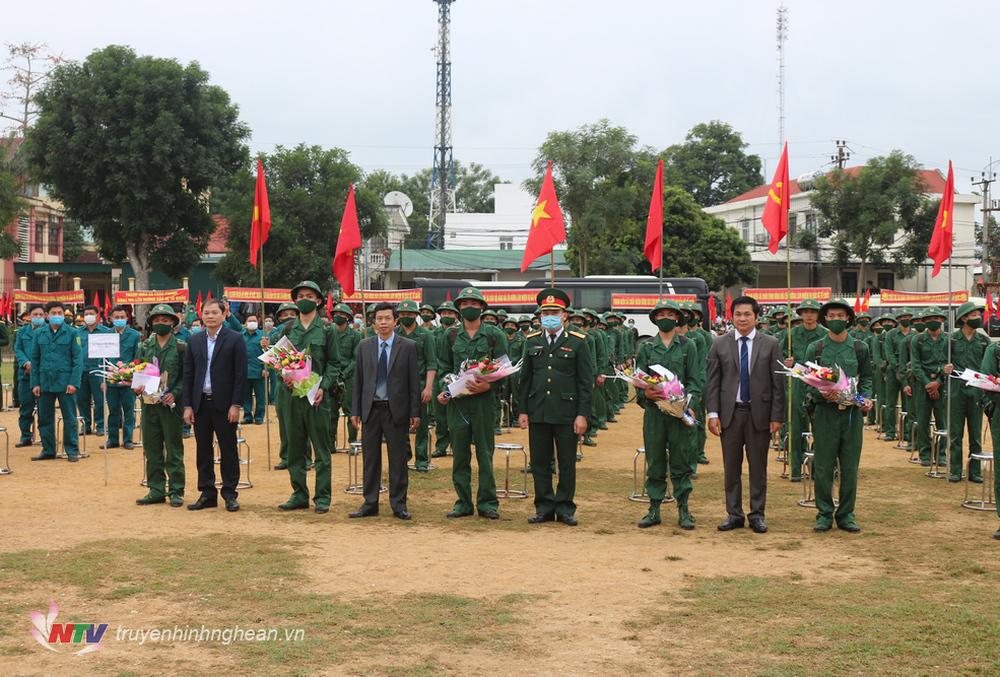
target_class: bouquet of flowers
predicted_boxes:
[952,368,1000,393]
[443,355,522,399]
[613,364,697,426]
[258,336,322,404]
[776,360,867,409]
[91,359,151,385]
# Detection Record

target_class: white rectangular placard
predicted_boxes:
[88,333,120,360]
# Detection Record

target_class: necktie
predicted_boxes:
[739,336,750,403]
[549,334,556,348]
[376,341,388,400]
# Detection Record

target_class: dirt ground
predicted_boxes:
[0,397,997,676]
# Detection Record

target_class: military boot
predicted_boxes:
[678,504,696,530]
[637,499,662,528]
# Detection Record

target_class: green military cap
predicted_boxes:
[437,300,457,313]
[533,306,542,316]
[535,287,570,310]
[581,308,600,320]
[481,308,498,319]
[501,316,518,327]
[568,308,586,320]
[893,308,914,318]
[649,299,682,321]
[678,301,694,316]
[954,300,982,320]
[366,303,377,315]
[856,311,871,320]
[790,316,803,324]
[772,307,788,318]
[147,303,179,326]
[397,299,420,313]
[517,315,532,325]
[276,302,299,315]
[796,298,822,313]
[419,303,436,315]
[455,286,488,307]
[687,302,703,316]
[290,280,324,302]
[922,305,947,320]
[332,303,352,316]
[496,309,508,318]
[876,312,896,325]
[819,298,856,325]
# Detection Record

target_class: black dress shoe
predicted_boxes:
[123,442,135,450]
[349,507,379,518]
[557,514,578,526]
[718,516,745,531]
[30,454,56,461]
[527,513,555,524]
[15,439,34,448]
[273,463,288,470]
[225,498,239,512]
[446,510,473,518]
[994,528,1000,540]
[187,496,218,511]
[393,510,412,520]
[479,510,500,520]
[749,517,768,534]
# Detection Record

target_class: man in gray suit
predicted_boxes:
[706,295,785,533]
[351,302,421,520]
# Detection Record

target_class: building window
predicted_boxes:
[48,222,60,255]
[788,212,797,239]
[739,218,751,242]
[841,271,858,295]
[877,273,893,292]
[499,236,513,251]
[805,212,816,232]
[34,221,43,253]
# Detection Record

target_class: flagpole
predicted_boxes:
[550,251,555,287]
[784,230,792,479]
[946,255,953,476]
[658,217,664,298]
[259,245,273,471]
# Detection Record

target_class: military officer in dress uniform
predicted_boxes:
[635,300,702,530]
[803,299,873,533]
[134,304,186,506]
[943,301,989,483]
[106,305,141,449]
[518,289,594,526]
[436,287,509,520]
[396,299,438,471]
[30,301,83,461]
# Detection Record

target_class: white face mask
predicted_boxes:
[84,315,98,325]
[246,321,259,331]
[263,321,274,329]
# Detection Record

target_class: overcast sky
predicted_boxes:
[7,0,997,201]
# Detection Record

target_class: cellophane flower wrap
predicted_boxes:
[953,368,1000,393]
[259,336,322,403]
[614,365,697,426]
[776,360,866,409]
[443,354,522,399]
[92,358,151,385]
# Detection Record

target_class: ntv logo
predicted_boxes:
[30,601,107,655]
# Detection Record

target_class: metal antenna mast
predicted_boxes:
[776,3,788,146]
[428,0,457,249]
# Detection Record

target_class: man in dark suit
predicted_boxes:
[183,298,247,512]
[350,302,420,520]
[706,295,785,533]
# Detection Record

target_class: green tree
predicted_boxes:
[26,45,249,321]
[61,219,86,262]
[213,144,388,290]
[811,151,932,285]
[662,121,764,207]
[0,155,21,259]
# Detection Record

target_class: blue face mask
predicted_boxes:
[49,315,65,327]
[113,319,127,329]
[541,315,562,331]
[191,326,203,334]
[30,316,45,327]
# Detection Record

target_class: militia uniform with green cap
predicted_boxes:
[910,307,949,466]
[882,310,911,441]
[636,299,703,530]
[947,301,989,482]
[518,289,594,523]
[501,313,525,425]
[683,301,712,468]
[437,286,509,518]
[396,299,438,470]
[135,304,186,505]
[330,302,361,449]
[277,282,343,511]
[783,299,826,480]
[803,298,872,532]
[271,302,302,469]
[582,308,610,434]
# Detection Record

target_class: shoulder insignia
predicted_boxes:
[568,330,586,339]
[526,331,542,339]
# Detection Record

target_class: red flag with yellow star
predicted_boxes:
[520,161,566,272]
[761,142,790,254]
[927,161,954,278]
[249,159,271,268]
[333,184,362,296]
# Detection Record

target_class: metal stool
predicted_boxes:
[55,415,89,459]
[908,421,924,464]
[895,409,909,450]
[926,430,948,478]
[345,441,386,495]
[497,399,511,434]
[869,400,883,433]
[213,424,252,489]
[1,383,11,412]
[962,452,995,511]
[0,425,11,475]
[876,403,892,438]
[576,436,583,462]
[335,415,351,453]
[495,442,528,499]
[628,447,674,504]
[798,445,839,508]
[131,399,143,448]
[407,428,437,470]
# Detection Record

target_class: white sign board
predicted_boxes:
[88,334,120,360]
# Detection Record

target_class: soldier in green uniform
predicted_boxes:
[502,314,526,428]
[30,301,84,461]
[431,300,460,458]
[943,301,989,483]
[14,306,44,447]
[582,308,609,433]
[396,299,438,471]
[783,299,826,481]
[271,302,301,470]
[273,282,342,513]
[134,304,186,506]
[899,310,924,449]
[684,301,712,468]
[852,311,876,426]
[877,313,902,439]
[419,303,437,329]
[803,299,874,533]
[436,286,509,519]
[635,300,703,530]
[566,309,598,447]
[106,305,141,449]
[602,313,621,422]
[330,302,361,449]
[518,314,533,335]
[518,289,594,525]
[240,313,267,424]
[977,342,1000,539]
[481,308,499,326]
[911,307,949,467]
[77,304,112,435]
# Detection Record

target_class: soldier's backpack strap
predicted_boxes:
[813,338,863,364]
[448,324,496,351]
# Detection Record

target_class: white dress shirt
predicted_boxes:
[203,328,219,394]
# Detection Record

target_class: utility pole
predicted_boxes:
[831,140,850,169]
[428,0,457,250]
[972,160,998,286]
